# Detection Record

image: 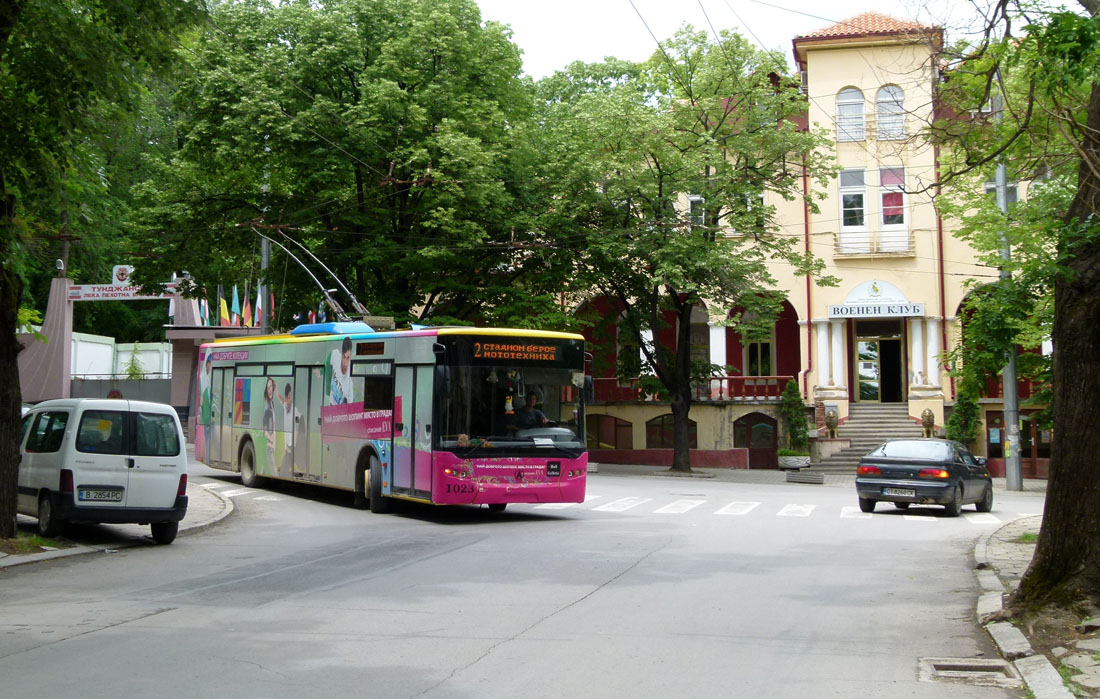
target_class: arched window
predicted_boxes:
[836,88,865,141]
[876,85,905,140]
[646,414,697,449]
[587,414,633,450]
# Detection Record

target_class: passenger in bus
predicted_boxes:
[263,377,277,468]
[329,336,353,404]
[507,392,549,431]
[276,383,300,472]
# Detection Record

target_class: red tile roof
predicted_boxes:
[795,12,937,41]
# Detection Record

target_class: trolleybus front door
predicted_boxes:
[393,365,434,499]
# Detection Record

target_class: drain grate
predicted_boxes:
[919,657,1023,688]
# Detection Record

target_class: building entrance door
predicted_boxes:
[854,321,904,403]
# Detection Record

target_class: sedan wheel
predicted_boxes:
[976,484,994,513]
[943,483,963,517]
[858,497,876,513]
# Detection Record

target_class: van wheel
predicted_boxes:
[37,495,64,538]
[150,521,178,545]
[369,455,389,514]
[240,441,261,488]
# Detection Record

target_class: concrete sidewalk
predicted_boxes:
[0,480,234,570]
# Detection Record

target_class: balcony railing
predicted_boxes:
[591,376,793,403]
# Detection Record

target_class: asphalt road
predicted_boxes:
[0,466,1040,698]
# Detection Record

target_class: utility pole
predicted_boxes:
[993,92,1022,491]
[260,138,271,334]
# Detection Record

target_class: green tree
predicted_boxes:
[134,0,569,329]
[779,379,810,453]
[536,30,835,473]
[934,0,1100,609]
[0,1,207,537]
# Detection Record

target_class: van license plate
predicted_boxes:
[79,489,123,502]
[883,488,916,497]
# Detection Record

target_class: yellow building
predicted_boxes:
[584,13,1047,477]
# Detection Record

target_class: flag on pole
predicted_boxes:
[254,286,263,329]
[242,296,253,328]
[270,292,275,323]
[308,310,316,324]
[231,286,241,327]
[199,297,209,326]
[218,285,230,326]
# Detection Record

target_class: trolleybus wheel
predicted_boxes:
[369,455,390,514]
[240,441,261,488]
[487,503,507,512]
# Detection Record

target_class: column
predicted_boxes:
[815,320,831,387]
[830,319,846,388]
[709,324,728,399]
[909,317,926,385]
[925,317,942,386]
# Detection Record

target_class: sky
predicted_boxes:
[474,0,975,79]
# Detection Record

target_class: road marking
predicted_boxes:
[840,506,873,519]
[222,488,257,498]
[253,495,283,502]
[654,499,705,514]
[201,483,231,489]
[903,514,939,522]
[594,497,651,512]
[583,495,604,503]
[535,502,578,509]
[964,513,1001,524]
[715,501,760,516]
[777,504,815,517]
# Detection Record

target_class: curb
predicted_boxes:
[0,483,235,571]
[974,522,1075,699]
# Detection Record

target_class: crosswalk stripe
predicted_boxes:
[840,506,873,519]
[903,514,939,522]
[535,502,577,509]
[222,488,256,498]
[964,513,1002,524]
[715,501,760,516]
[654,499,705,514]
[253,495,283,501]
[594,497,651,512]
[201,483,231,489]
[777,504,815,517]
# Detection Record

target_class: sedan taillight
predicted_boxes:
[919,468,951,479]
[857,465,881,476]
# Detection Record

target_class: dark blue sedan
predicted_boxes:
[855,439,993,516]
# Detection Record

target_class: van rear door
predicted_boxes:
[126,408,185,508]
[72,408,129,507]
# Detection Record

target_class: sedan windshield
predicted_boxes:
[868,440,951,460]
[436,364,585,456]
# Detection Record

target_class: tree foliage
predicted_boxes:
[0,0,208,537]
[133,0,572,329]
[536,29,835,472]
[934,0,1100,610]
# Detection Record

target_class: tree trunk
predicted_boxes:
[668,302,695,473]
[1016,82,1100,608]
[0,245,24,539]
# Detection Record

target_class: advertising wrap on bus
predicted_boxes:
[193,324,587,513]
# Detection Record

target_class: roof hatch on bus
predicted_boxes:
[290,321,376,336]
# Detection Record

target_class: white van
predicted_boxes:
[18,398,189,544]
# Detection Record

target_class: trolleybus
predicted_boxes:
[195,322,588,512]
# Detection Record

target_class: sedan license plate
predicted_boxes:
[883,487,916,498]
[79,488,123,502]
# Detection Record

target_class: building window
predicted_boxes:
[878,166,909,252]
[746,341,772,376]
[836,88,866,141]
[688,194,705,231]
[839,169,870,253]
[876,85,905,140]
[586,414,633,450]
[646,414,697,449]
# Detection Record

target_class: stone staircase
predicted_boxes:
[811,403,924,474]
